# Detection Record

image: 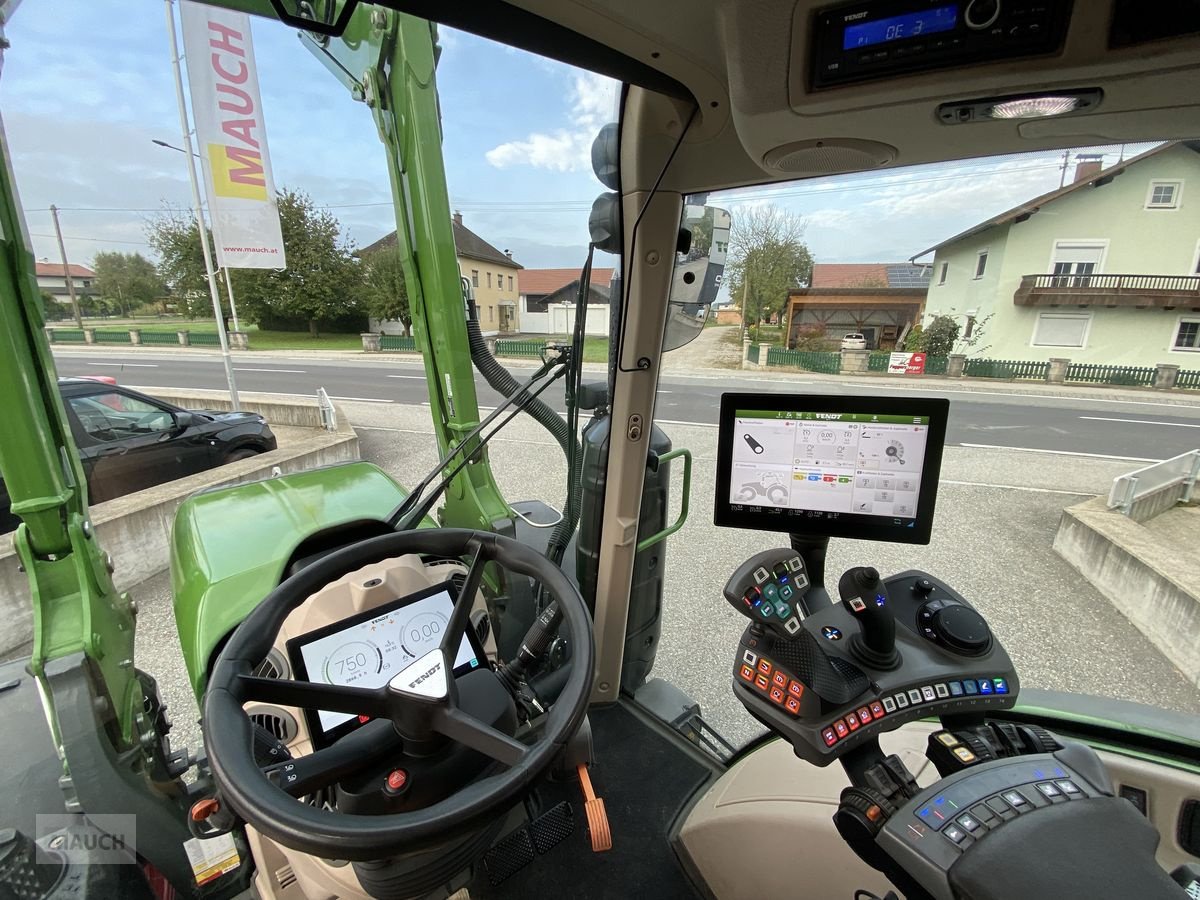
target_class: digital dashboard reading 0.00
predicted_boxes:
[291,584,480,736]
[842,4,958,50]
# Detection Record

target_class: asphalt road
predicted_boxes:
[54,350,1200,461]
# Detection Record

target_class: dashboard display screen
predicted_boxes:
[286,581,483,745]
[843,5,957,50]
[715,394,948,544]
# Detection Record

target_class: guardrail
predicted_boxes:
[1108,450,1200,520]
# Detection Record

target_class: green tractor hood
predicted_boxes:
[171,461,418,698]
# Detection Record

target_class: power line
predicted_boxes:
[30,232,149,246]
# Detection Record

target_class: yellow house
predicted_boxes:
[362,212,524,336]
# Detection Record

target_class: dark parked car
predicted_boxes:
[1,379,276,532]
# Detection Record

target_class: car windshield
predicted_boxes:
[6,2,1197,755]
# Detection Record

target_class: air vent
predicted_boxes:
[248,706,299,743]
[275,864,297,891]
[762,139,896,176]
[253,648,289,680]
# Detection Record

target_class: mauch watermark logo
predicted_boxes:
[35,814,137,865]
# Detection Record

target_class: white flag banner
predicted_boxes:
[180,1,286,269]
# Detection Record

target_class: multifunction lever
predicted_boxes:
[838,566,899,669]
[722,548,811,639]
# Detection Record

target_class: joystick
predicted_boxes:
[838,566,899,670]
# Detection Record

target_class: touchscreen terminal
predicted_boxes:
[286,580,484,747]
[714,393,948,544]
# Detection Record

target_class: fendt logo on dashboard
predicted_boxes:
[409,661,442,690]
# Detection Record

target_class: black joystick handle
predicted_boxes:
[838,566,899,669]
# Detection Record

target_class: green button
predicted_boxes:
[763,583,780,601]
[774,601,790,617]
[779,584,795,601]
[759,604,774,617]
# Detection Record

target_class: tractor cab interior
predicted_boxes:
[1,1,1200,899]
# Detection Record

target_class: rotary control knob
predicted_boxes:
[918,601,992,655]
[964,0,1001,30]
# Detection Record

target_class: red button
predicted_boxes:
[358,714,371,724]
[772,671,788,688]
[834,720,849,738]
[870,701,885,719]
[846,714,860,732]
[857,707,872,725]
[785,696,801,715]
[788,680,804,698]
[739,664,755,682]
[822,727,838,747]
[385,769,408,792]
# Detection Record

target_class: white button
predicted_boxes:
[742,649,758,666]
[792,571,810,592]
[908,689,922,704]
[753,567,770,584]
[935,683,950,699]
[895,692,910,708]
[882,696,897,713]
[787,557,803,572]
[784,617,802,635]
[848,597,866,612]
[921,686,937,702]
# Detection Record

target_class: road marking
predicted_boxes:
[942,479,1095,496]
[1079,416,1200,429]
[657,419,719,428]
[387,375,427,379]
[234,367,306,373]
[73,362,159,367]
[657,390,672,394]
[958,443,1159,462]
[329,395,393,404]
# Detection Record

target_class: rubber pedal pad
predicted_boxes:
[530,800,574,854]
[483,826,535,886]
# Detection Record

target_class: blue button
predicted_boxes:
[821,626,842,641]
[963,680,978,695]
[993,678,1009,694]
[779,584,795,601]
[949,681,964,696]
[875,594,887,607]
[979,680,993,695]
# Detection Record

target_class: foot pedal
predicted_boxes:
[482,827,535,886]
[576,764,612,852]
[529,801,574,855]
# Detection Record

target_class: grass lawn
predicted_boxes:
[78,320,364,351]
[520,334,609,363]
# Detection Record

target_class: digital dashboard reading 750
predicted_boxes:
[286,581,485,747]
[714,394,948,543]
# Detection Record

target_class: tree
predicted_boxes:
[725,205,812,340]
[92,251,165,317]
[919,315,961,357]
[361,247,411,335]
[147,189,367,334]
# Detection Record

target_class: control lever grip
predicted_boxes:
[838,566,899,668]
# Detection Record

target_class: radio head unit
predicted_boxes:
[811,0,1071,89]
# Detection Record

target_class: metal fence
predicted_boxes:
[867,352,890,372]
[747,343,760,365]
[51,329,86,342]
[1108,450,1200,519]
[924,355,949,376]
[93,330,131,344]
[1065,363,1155,386]
[963,358,1050,380]
[188,332,221,347]
[766,347,842,373]
[140,331,179,345]
[380,334,417,352]
[495,339,545,359]
[1177,369,1200,390]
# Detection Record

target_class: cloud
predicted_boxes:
[484,71,616,172]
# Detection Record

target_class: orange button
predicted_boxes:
[866,805,882,823]
[870,701,885,719]
[757,659,772,675]
[785,696,802,715]
[772,671,788,688]
[755,674,770,690]
[769,686,786,705]
[739,664,755,682]
[846,714,860,732]
[788,680,804,698]
[857,707,872,725]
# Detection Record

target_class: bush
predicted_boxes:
[903,325,923,352]
[792,331,838,351]
[919,316,961,358]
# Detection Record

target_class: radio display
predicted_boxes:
[842,4,958,49]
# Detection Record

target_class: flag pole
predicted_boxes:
[163,0,240,409]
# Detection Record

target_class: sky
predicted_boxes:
[1,1,1154,277]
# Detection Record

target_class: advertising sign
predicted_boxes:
[888,352,926,375]
[181,1,286,269]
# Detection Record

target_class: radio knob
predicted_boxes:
[964,0,1001,30]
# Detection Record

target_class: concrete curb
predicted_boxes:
[0,391,359,657]
[1054,497,1200,689]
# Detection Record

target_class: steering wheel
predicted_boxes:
[203,528,594,861]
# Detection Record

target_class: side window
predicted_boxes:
[1145,180,1181,209]
[67,392,173,442]
[471,270,479,287]
[508,275,514,291]
[938,262,948,285]
[974,251,988,279]
[487,272,493,289]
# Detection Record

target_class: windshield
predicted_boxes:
[4,0,1197,760]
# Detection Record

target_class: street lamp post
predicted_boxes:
[151,139,242,334]
[162,0,239,409]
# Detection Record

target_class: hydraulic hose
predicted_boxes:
[464,301,581,562]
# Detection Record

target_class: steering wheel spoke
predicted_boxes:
[262,719,401,797]
[433,704,529,768]
[440,538,487,658]
[238,674,391,719]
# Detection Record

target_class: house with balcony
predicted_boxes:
[914,141,1200,366]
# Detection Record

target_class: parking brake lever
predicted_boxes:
[838,566,899,670]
